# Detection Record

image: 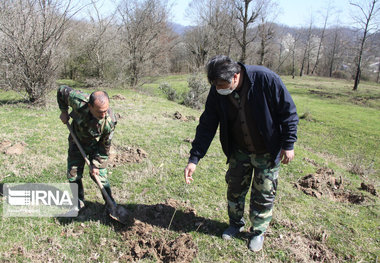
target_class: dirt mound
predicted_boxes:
[360,182,377,196]
[109,145,147,167]
[299,112,315,122]
[120,220,197,262]
[174,111,188,121]
[309,89,335,99]
[0,140,27,155]
[294,167,365,204]
[119,199,198,262]
[111,94,126,100]
[351,96,369,106]
[303,157,318,167]
[166,111,197,122]
[0,140,12,151]
[333,192,365,203]
[114,112,123,120]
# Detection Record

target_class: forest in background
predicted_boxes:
[0,0,379,103]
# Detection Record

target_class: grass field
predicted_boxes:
[0,75,379,262]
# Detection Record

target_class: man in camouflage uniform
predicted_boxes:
[184,55,298,252]
[57,85,117,214]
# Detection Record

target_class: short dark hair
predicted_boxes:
[89,91,109,106]
[206,55,241,84]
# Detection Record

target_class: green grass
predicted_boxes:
[138,74,191,99]
[0,75,379,262]
[56,79,87,90]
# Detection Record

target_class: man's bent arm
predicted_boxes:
[189,87,220,164]
[57,85,73,112]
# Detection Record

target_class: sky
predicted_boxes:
[86,0,354,28]
[169,0,353,27]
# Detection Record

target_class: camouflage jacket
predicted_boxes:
[57,85,117,169]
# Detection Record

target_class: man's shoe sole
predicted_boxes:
[222,226,244,240]
[248,235,264,252]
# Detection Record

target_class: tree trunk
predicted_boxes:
[352,0,377,91]
[377,57,380,83]
[329,29,339,78]
[259,36,265,65]
[311,8,329,75]
[292,48,296,79]
[300,45,307,77]
[239,0,249,63]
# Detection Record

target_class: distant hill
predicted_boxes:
[169,22,192,35]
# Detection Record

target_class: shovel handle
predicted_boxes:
[66,123,116,209]
[66,123,91,167]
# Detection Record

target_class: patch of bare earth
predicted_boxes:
[308,89,335,99]
[268,231,339,262]
[119,199,198,262]
[111,94,126,100]
[303,157,318,167]
[294,167,367,204]
[108,145,148,167]
[0,140,27,155]
[360,182,378,196]
[183,138,193,143]
[163,111,198,122]
[114,112,123,120]
[350,96,370,106]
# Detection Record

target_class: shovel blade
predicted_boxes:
[108,205,130,224]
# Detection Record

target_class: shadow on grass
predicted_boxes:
[56,201,230,238]
[0,99,29,105]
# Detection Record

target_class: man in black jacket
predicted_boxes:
[184,55,298,252]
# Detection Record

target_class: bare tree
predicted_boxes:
[311,4,331,75]
[61,2,117,81]
[233,0,264,63]
[350,0,380,90]
[256,0,277,66]
[275,31,293,73]
[86,0,116,79]
[377,56,380,83]
[290,36,300,78]
[257,19,274,66]
[0,0,77,104]
[299,19,314,77]
[169,40,189,73]
[328,27,340,77]
[322,25,348,78]
[187,0,236,57]
[117,0,171,87]
[184,26,210,70]
[61,20,91,80]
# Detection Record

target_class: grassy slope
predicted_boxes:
[0,75,379,262]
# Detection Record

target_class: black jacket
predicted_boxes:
[189,64,299,165]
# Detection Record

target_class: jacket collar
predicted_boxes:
[238,62,255,86]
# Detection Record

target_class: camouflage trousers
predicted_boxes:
[225,149,280,235]
[67,136,115,204]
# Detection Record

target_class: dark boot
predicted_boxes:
[70,179,85,209]
[76,179,84,201]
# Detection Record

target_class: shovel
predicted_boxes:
[66,123,129,224]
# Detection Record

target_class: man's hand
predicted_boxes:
[184,162,196,184]
[280,149,294,164]
[60,111,70,124]
[90,165,100,178]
